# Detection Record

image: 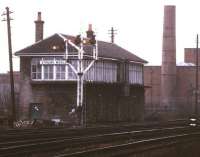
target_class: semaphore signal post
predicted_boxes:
[58,29,98,126]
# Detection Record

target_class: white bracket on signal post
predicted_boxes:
[58,33,98,125]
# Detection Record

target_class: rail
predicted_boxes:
[0,125,199,157]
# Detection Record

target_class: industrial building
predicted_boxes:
[15,12,147,124]
[144,5,199,119]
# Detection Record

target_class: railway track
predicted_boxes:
[0,123,199,157]
[56,132,200,157]
[0,119,188,142]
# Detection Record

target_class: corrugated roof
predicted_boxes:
[15,33,147,63]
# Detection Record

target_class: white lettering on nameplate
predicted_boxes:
[40,60,66,65]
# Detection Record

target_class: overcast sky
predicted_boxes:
[0,0,200,73]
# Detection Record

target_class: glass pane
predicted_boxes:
[32,73,36,79]
[37,65,41,72]
[32,65,36,72]
[37,73,41,79]
[56,66,61,72]
[61,73,65,79]
[31,59,42,80]
[44,73,48,79]
[49,66,53,72]
[44,66,48,72]
[49,73,53,79]
[56,73,60,79]
[61,66,65,71]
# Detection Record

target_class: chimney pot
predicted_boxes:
[88,24,92,31]
[86,24,94,38]
[37,12,42,21]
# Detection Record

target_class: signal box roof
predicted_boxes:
[15,33,147,64]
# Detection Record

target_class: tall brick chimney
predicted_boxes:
[34,12,44,42]
[161,6,176,112]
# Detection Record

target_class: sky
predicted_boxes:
[0,0,200,73]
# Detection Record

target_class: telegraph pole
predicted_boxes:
[2,7,16,127]
[195,34,199,116]
[108,27,117,43]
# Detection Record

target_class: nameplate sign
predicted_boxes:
[40,60,66,65]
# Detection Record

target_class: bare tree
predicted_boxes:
[0,84,11,116]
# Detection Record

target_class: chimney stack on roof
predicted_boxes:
[35,12,44,42]
[86,24,94,38]
[88,24,92,31]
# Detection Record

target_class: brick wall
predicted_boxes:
[184,48,200,64]
[144,65,199,118]
[144,66,161,115]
